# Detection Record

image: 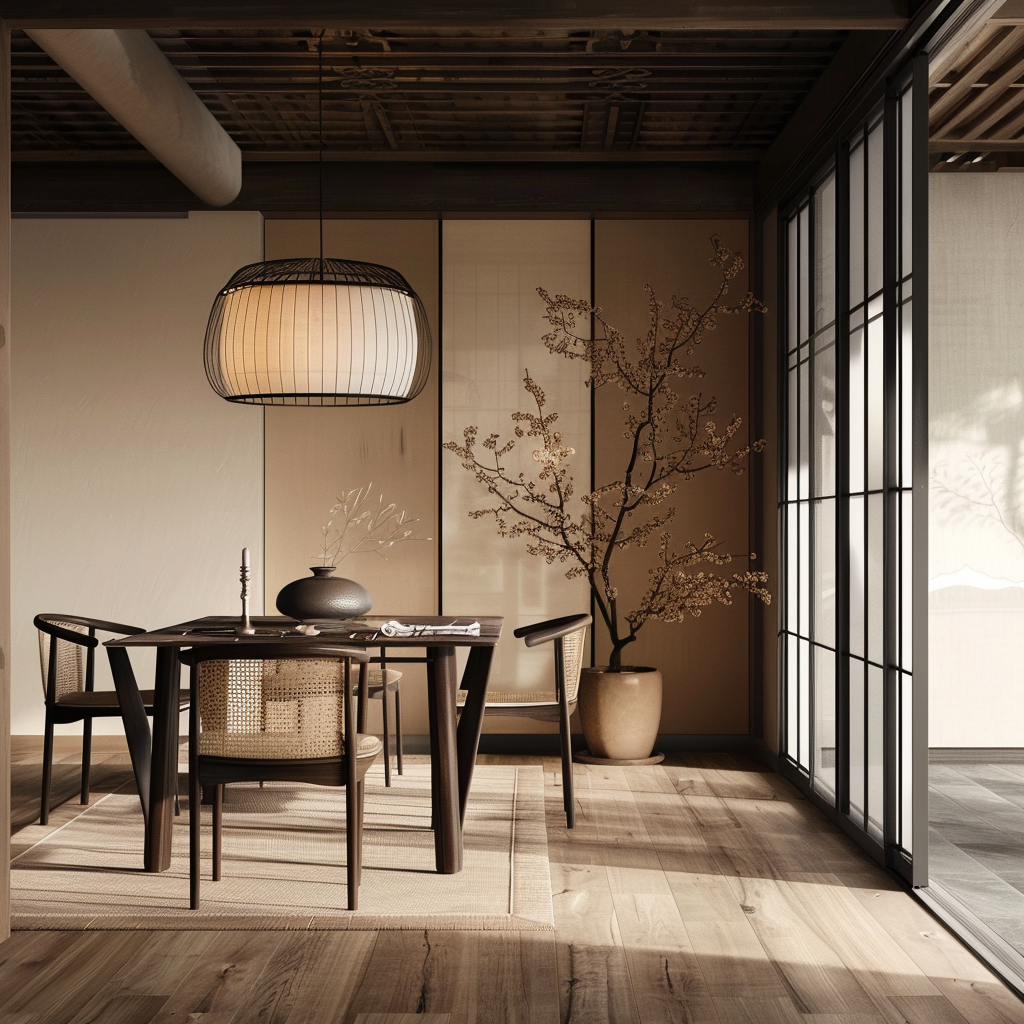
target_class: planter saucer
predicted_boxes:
[574,750,665,766]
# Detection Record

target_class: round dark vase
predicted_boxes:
[275,565,372,622]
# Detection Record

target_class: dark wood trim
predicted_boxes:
[0,2,909,30]
[755,30,895,209]
[12,160,756,215]
[755,0,959,215]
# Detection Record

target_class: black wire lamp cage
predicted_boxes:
[203,257,432,406]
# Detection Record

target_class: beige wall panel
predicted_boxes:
[594,220,756,736]
[1,22,12,941]
[759,210,780,752]
[11,212,264,737]
[264,220,438,740]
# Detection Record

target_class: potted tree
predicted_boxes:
[443,236,771,761]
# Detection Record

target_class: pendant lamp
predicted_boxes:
[203,36,431,406]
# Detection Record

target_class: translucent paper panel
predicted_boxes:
[788,367,799,496]
[867,314,885,492]
[850,326,866,494]
[813,331,837,497]
[849,138,865,306]
[800,502,811,639]
[441,221,590,687]
[813,645,837,802]
[868,492,885,665]
[799,206,810,343]
[787,634,800,757]
[900,85,913,279]
[868,663,885,839]
[814,173,837,331]
[849,495,866,659]
[799,358,811,500]
[901,299,913,486]
[799,638,811,770]
[787,503,799,634]
[848,656,866,826]
[813,499,836,648]
[901,669,913,854]
[867,119,884,300]
[901,493,913,673]
[788,215,800,353]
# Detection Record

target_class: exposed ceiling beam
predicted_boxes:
[24,28,240,205]
[0,1,909,31]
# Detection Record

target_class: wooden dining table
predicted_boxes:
[105,614,502,876]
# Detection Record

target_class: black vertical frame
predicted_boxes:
[882,77,901,862]
[835,143,851,818]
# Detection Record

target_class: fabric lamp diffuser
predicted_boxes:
[204,257,431,406]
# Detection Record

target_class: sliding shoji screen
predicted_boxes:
[780,58,927,884]
[441,221,591,695]
[782,170,838,798]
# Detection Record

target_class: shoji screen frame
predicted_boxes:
[777,55,929,888]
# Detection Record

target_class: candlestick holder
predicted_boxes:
[237,560,256,635]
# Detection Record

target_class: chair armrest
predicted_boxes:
[85,618,147,636]
[34,614,146,644]
[514,613,592,647]
[33,615,99,649]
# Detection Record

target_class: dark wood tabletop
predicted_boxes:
[105,613,503,878]
[108,615,503,648]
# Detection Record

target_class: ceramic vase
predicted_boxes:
[275,565,372,622]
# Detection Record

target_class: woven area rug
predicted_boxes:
[10,764,553,931]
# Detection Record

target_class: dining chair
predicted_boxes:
[457,613,591,828]
[35,613,190,826]
[179,643,381,911]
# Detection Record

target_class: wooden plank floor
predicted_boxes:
[5,738,1024,1023]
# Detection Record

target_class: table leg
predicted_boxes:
[107,646,152,825]
[145,646,181,872]
[456,645,493,822]
[426,645,461,873]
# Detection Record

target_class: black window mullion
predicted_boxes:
[835,139,851,818]
[882,79,901,863]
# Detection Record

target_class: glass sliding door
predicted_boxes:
[779,57,928,884]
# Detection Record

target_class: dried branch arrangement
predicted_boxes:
[444,236,771,670]
[316,483,423,567]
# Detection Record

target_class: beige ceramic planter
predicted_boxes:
[577,666,663,761]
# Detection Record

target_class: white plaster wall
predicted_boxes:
[11,212,264,734]
[929,175,1024,747]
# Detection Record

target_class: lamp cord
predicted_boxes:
[318,32,324,274]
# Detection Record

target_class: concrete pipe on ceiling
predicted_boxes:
[25,28,242,207]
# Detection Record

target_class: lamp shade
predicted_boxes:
[204,258,431,405]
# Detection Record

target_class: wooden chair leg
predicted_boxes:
[189,702,201,910]
[40,712,55,826]
[559,707,575,829]
[80,718,93,805]
[212,784,224,881]
[381,681,392,788]
[394,684,404,776]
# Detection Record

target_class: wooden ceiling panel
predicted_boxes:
[9,26,847,162]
